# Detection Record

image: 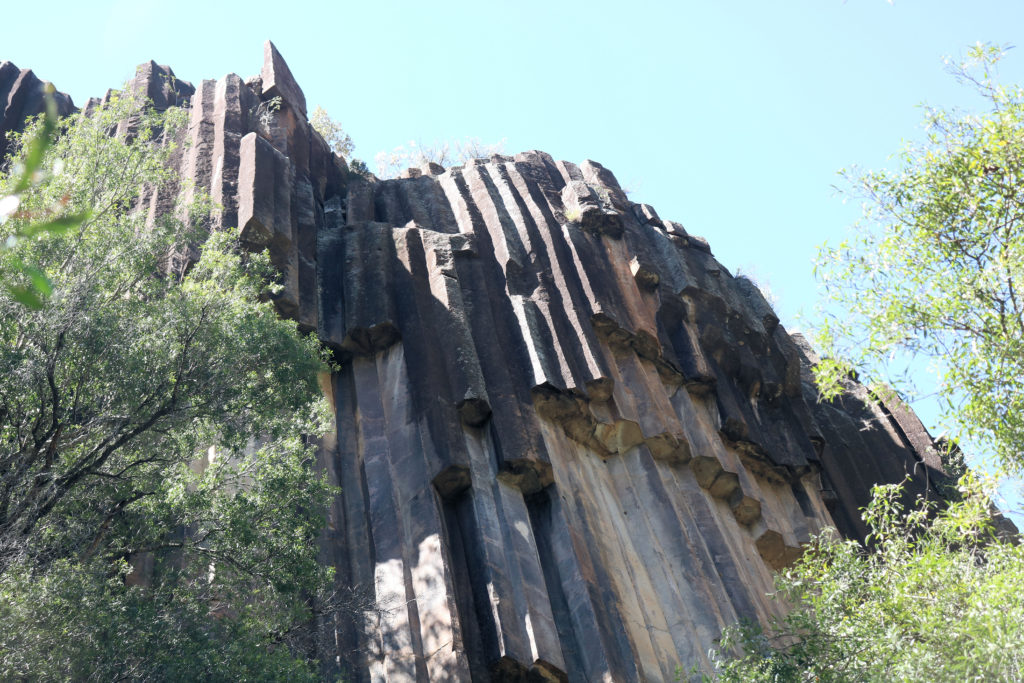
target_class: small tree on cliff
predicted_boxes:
[310,104,354,160]
[0,90,336,679]
[374,136,506,178]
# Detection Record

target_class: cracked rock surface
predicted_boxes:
[4,44,953,683]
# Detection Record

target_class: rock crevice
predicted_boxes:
[2,44,955,683]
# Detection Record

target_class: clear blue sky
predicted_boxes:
[6,0,1024,517]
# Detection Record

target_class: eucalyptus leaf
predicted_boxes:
[814,43,1024,472]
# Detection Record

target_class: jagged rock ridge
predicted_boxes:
[0,60,75,161]
[2,44,953,682]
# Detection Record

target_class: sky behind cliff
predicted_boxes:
[10,1,1024,325]
[7,0,1024,515]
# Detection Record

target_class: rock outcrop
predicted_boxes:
[2,44,957,682]
[0,60,75,162]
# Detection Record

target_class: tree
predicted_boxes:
[700,475,1024,682]
[374,136,506,178]
[0,89,337,679]
[697,44,1024,683]
[310,105,355,160]
[814,43,1024,472]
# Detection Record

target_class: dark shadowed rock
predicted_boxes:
[0,61,76,162]
[1,44,980,682]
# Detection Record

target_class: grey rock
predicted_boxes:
[260,39,306,116]
[0,61,76,161]
[2,44,981,683]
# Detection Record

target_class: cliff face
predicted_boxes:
[0,60,75,161]
[2,44,950,682]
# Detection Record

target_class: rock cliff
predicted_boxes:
[0,60,75,161]
[1,44,953,682]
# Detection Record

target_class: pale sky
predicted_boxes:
[6,0,1024,519]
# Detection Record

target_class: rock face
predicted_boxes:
[3,44,955,682]
[0,60,76,162]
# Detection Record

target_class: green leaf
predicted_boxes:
[0,90,332,680]
[18,211,90,239]
[5,283,45,309]
[12,106,56,194]
[24,266,52,297]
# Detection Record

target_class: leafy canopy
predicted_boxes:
[0,88,336,680]
[703,43,1024,683]
[814,43,1024,472]
[701,475,1024,682]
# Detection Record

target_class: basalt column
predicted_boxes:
[3,44,953,683]
[313,150,948,680]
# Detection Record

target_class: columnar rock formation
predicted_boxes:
[2,44,954,682]
[0,60,75,160]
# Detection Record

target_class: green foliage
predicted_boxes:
[814,43,1024,471]
[0,85,90,308]
[699,41,1024,683]
[0,89,336,678]
[347,158,373,180]
[702,475,1024,682]
[256,95,284,130]
[310,105,355,161]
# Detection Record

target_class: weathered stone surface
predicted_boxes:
[260,39,306,116]
[303,132,958,679]
[308,139,957,679]
[125,60,194,111]
[560,179,623,238]
[632,202,663,228]
[3,45,977,682]
[0,61,75,162]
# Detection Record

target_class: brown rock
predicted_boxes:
[559,180,623,237]
[126,60,194,110]
[260,40,306,116]
[238,132,289,248]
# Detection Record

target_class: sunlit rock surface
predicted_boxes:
[4,43,953,682]
[0,59,75,161]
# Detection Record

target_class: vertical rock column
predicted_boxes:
[313,145,950,681]
[12,41,947,682]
